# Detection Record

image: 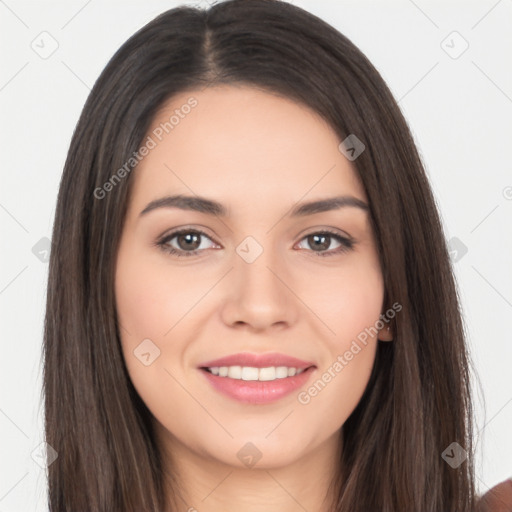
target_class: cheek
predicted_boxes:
[114,244,189,389]
[305,253,384,342]
[295,341,377,444]
[295,257,383,421]
[115,243,207,343]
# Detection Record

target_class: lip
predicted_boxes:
[198,352,315,370]
[198,352,317,405]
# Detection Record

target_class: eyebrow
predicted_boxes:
[139,194,369,218]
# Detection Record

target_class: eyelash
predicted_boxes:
[155,228,355,258]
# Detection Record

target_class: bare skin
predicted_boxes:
[478,479,512,511]
[115,85,393,512]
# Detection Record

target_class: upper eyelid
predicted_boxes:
[160,227,219,245]
[159,227,354,247]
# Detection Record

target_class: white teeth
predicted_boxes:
[259,367,276,381]
[275,366,288,378]
[206,365,307,381]
[241,367,259,380]
[227,366,242,379]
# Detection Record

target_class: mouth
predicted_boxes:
[198,355,317,404]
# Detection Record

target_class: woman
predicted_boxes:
[42,1,509,510]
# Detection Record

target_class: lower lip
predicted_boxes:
[199,367,316,404]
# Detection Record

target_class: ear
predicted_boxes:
[377,323,393,342]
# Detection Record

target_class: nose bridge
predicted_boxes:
[221,234,297,329]
[236,235,285,303]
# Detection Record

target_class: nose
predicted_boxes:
[219,244,300,332]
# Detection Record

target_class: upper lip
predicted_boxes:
[198,352,316,370]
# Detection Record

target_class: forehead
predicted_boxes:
[128,85,366,215]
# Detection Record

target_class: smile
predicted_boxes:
[197,352,317,404]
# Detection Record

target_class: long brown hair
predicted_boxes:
[43,1,479,510]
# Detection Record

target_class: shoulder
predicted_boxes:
[477,479,512,512]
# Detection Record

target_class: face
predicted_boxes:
[115,85,390,471]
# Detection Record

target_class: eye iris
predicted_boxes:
[177,232,201,251]
[309,234,329,251]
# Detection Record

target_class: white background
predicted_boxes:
[1,0,511,509]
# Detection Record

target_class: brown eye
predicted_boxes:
[297,230,354,257]
[175,232,201,251]
[307,233,331,251]
[157,229,217,257]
